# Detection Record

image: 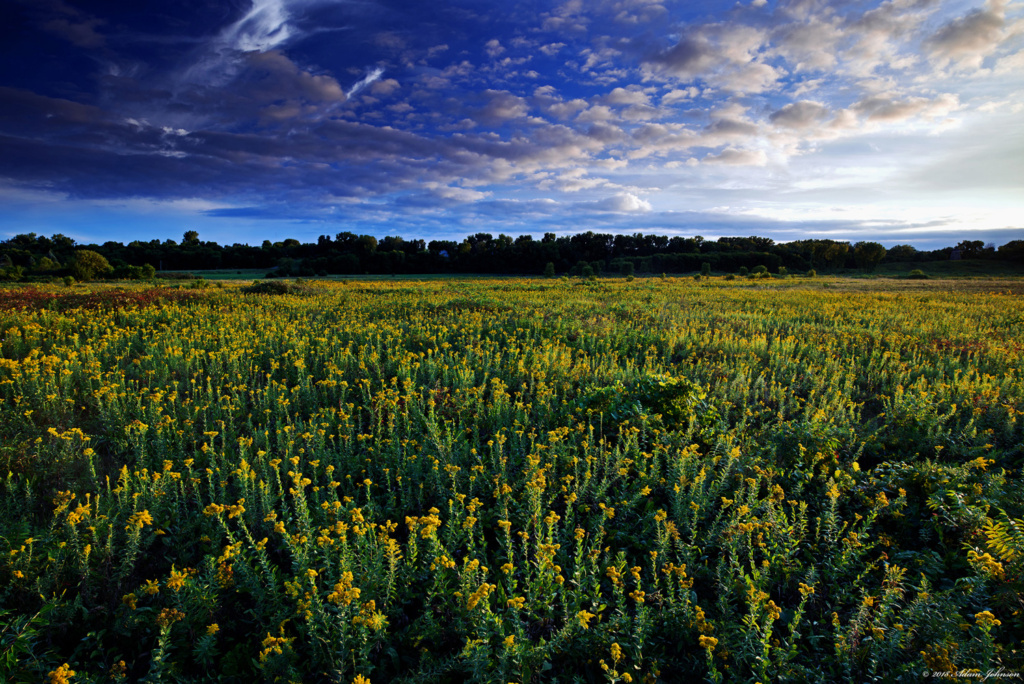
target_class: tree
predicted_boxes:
[356,235,378,253]
[544,262,556,278]
[701,262,711,277]
[998,240,1024,264]
[886,244,918,262]
[35,256,60,272]
[853,242,887,271]
[620,261,634,277]
[183,230,200,245]
[71,250,113,281]
[956,240,985,259]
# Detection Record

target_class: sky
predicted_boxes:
[0,0,1022,249]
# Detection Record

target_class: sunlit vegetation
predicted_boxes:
[1,277,1022,682]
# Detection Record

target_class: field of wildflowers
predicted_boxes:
[1,277,1022,682]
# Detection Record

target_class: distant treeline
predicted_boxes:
[2,230,1023,280]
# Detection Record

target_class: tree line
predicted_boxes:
[1,230,1022,281]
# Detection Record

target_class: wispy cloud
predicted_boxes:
[346,67,385,99]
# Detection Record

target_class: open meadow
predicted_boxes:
[1,277,1022,682]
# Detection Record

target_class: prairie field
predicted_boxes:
[1,277,1022,683]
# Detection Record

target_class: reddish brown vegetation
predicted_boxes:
[0,287,207,311]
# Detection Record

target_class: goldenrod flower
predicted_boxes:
[975,611,1001,628]
[48,663,75,684]
[577,610,596,629]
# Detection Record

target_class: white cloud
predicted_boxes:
[643,23,782,93]
[220,0,293,53]
[595,192,653,212]
[661,87,700,104]
[603,87,651,106]
[345,67,384,99]
[926,0,1008,69]
[703,147,768,165]
[769,100,830,129]
[485,39,505,58]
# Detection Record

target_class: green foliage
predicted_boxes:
[854,241,887,271]
[70,250,113,281]
[543,262,556,278]
[908,269,929,279]
[0,278,1021,681]
[242,279,317,295]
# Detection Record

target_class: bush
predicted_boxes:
[907,269,929,279]
[544,262,556,278]
[70,250,113,281]
[751,265,768,276]
[738,266,749,276]
[806,269,816,278]
[242,280,317,295]
[62,276,75,287]
[701,262,711,277]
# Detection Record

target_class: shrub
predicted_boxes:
[242,280,317,295]
[907,269,929,279]
[70,250,113,281]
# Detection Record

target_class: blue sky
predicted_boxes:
[1,0,1022,249]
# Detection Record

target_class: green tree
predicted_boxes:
[70,250,113,281]
[183,230,200,245]
[886,244,918,262]
[998,240,1024,264]
[853,241,887,271]
[35,256,60,272]
[700,262,711,277]
[543,262,556,278]
[620,261,634,278]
